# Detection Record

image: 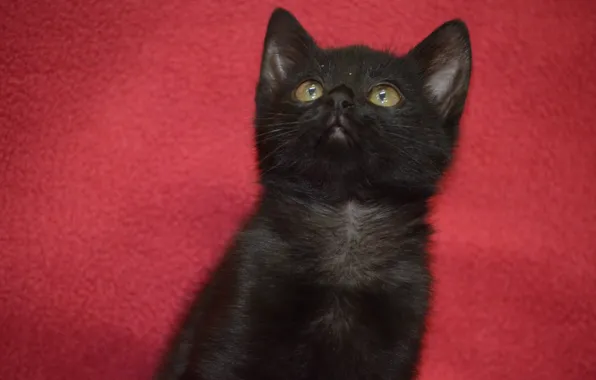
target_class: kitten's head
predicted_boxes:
[255,8,471,199]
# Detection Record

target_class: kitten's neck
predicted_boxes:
[260,174,435,207]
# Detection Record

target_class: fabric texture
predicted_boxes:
[1,0,595,379]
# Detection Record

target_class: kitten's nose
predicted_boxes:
[328,88,354,110]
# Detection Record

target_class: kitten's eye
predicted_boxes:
[294,80,324,102]
[368,84,402,107]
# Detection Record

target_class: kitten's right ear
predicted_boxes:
[259,8,315,93]
[408,20,472,127]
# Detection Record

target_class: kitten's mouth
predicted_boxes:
[321,114,354,146]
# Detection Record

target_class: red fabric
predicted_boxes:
[1,0,595,379]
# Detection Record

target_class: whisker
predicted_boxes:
[257,130,298,144]
[258,138,294,167]
[383,131,446,151]
[257,116,321,128]
[257,120,303,127]
[255,111,301,119]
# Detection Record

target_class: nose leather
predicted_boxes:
[327,86,354,110]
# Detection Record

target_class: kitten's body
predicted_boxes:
[158,194,429,380]
[155,8,471,380]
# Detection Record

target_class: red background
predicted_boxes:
[1,0,595,379]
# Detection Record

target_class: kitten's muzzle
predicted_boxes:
[324,113,354,144]
[318,86,356,145]
[326,113,350,129]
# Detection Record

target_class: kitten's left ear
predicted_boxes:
[259,8,316,94]
[408,20,472,124]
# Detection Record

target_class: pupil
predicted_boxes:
[307,85,316,97]
[378,90,387,102]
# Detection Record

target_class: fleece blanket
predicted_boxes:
[1,0,595,379]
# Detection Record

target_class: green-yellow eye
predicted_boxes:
[368,84,402,107]
[294,80,324,102]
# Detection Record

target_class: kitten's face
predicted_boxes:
[255,9,471,195]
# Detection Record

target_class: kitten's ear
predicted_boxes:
[259,8,315,93]
[409,20,472,123]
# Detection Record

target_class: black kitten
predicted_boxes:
[155,8,471,380]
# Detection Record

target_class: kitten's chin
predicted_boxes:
[327,126,350,144]
[318,126,355,156]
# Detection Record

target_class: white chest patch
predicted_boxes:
[342,201,367,241]
[315,201,397,286]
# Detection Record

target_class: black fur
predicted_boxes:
[155,8,472,380]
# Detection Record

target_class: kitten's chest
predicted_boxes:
[320,202,389,251]
[302,202,405,286]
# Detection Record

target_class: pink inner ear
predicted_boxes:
[426,60,460,102]
[262,39,310,91]
[264,49,286,83]
[261,41,294,91]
